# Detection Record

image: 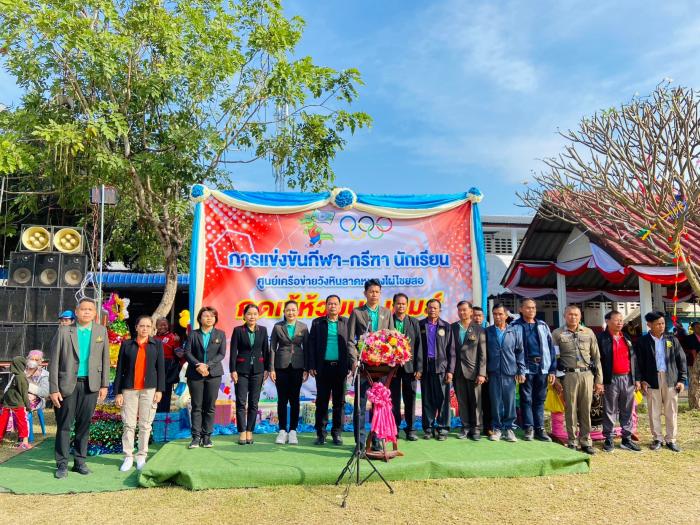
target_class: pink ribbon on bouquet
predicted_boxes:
[367,382,397,443]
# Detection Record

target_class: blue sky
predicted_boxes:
[2,1,700,214]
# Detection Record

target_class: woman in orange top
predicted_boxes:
[114,315,165,472]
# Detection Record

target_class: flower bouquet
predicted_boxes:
[358,329,411,375]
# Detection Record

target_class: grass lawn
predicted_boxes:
[1,406,699,524]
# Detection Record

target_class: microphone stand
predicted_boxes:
[334,340,394,507]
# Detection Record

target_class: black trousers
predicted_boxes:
[157,359,181,413]
[421,362,451,432]
[188,375,221,438]
[453,369,481,433]
[315,363,346,436]
[54,378,98,468]
[234,371,264,432]
[390,367,417,434]
[276,366,304,431]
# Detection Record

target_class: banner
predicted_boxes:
[188,185,487,401]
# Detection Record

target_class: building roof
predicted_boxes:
[88,272,189,287]
[0,269,189,288]
[500,208,687,293]
[481,215,533,228]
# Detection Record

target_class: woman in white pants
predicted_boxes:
[114,316,165,471]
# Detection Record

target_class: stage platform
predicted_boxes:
[0,433,589,494]
[139,432,589,491]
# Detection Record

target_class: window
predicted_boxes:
[484,231,514,254]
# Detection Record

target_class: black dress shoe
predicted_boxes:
[649,440,663,451]
[72,463,91,475]
[332,433,343,446]
[534,429,552,442]
[666,442,681,453]
[581,446,596,455]
[314,434,326,445]
[406,431,418,441]
[603,437,614,453]
[55,465,68,479]
[620,438,641,452]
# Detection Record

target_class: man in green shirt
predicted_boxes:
[390,293,423,440]
[49,298,110,479]
[348,279,395,449]
[308,295,350,445]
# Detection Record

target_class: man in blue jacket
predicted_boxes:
[512,298,556,441]
[486,304,526,442]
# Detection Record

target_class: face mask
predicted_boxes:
[26,360,39,369]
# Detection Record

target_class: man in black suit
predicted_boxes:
[308,295,350,445]
[347,279,394,449]
[49,298,110,479]
[390,293,423,441]
[418,299,455,440]
[635,311,687,452]
[451,301,487,440]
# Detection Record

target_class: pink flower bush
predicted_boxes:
[358,329,412,367]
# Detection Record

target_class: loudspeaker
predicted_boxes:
[33,253,61,287]
[26,324,57,353]
[59,254,88,287]
[53,227,84,254]
[26,288,62,323]
[7,252,35,286]
[0,324,26,361]
[20,225,51,252]
[0,287,28,323]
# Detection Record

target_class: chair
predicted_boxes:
[27,408,46,444]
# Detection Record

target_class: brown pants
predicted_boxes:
[562,371,593,447]
[121,388,157,459]
[646,372,678,444]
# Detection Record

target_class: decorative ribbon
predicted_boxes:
[366,382,397,443]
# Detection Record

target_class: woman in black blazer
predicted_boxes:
[114,315,165,471]
[183,306,227,449]
[229,304,271,444]
[269,300,309,445]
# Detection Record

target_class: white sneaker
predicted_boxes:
[275,430,288,444]
[120,457,134,472]
[288,430,298,445]
[136,458,146,471]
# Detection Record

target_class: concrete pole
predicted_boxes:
[556,273,567,327]
[639,277,653,334]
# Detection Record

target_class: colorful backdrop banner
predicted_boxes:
[189,184,487,338]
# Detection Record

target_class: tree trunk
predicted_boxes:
[682,263,700,299]
[152,242,180,321]
[689,360,700,410]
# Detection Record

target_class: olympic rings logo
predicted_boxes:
[339,215,393,240]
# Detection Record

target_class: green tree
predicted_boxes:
[0,0,370,318]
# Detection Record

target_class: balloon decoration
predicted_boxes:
[179,309,191,329]
[102,292,131,368]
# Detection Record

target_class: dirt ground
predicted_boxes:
[1,407,699,525]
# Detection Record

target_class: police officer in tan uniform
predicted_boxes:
[552,305,603,455]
